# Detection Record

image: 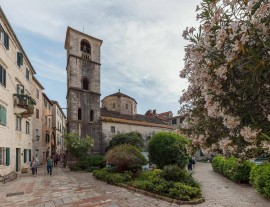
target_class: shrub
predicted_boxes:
[106,132,144,151]
[136,169,163,181]
[212,156,253,183]
[64,133,93,158]
[168,183,201,201]
[92,168,131,185]
[132,177,201,201]
[77,155,106,171]
[105,144,147,173]
[162,165,188,181]
[147,132,189,169]
[250,163,270,198]
[69,162,81,171]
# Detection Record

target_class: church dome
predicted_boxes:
[101,91,137,115]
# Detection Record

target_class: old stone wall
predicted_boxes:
[102,121,172,151]
[102,96,137,115]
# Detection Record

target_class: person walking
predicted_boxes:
[192,155,196,170]
[46,156,53,175]
[30,158,37,177]
[188,157,193,172]
[35,156,39,174]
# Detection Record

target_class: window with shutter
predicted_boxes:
[29,149,31,162]
[0,105,7,126]
[24,149,27,163]
[0,64,6,87]
[4,32,9,49]
[0,147,4,165]
[6,147,10,166]
[17,52,23,67]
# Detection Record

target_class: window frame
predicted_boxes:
[36,108,39,119]
[26,121,30,134]
[111,126,115,133]
[0,147,5,165]
[26,68,30,81]
[0,65,6,87]
[16,116,22,131]
[0,104,7,126]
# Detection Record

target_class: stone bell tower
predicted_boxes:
[65,27,103,153]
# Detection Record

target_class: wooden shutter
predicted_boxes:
[3,68,5,87]
[24,149,27,163]
[2,106,6,126]
[29,149,31,162]
[6,147,10,166]
[17,52,20,67]
[4,32,9,49]
[0,105,6,126]
[17,52,23,67]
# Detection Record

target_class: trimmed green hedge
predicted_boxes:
[132,177,201,201]
[69,155,106,172]
[212,156,270,199]
[212,156,253,183]
[93,168,202,201]
[250,163,270,198]
[92,168,132,185]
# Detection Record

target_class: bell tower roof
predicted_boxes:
[65,26,103,50]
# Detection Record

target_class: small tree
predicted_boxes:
[148,132,189,169]
[105,144,147,173]
[64,133,94,158]
[106,132,144,151]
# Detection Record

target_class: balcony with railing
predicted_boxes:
[13,94,36,118]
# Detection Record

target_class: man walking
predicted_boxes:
[46,156,53,175]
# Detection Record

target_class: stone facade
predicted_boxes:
[51,101,66,154]
[65,27,174,154]
[102,121,171,151]
[65,27,103,153]
[102,92,137,115]
[41,93,53,164]
[0,7,37,174]
[32,77,44,164]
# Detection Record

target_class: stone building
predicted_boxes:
[65,27,103,153]
[51,100,66,155]
[0,6,37,174]
[65,27,173,153]
[32,77,45,163]
[41,93,53,163]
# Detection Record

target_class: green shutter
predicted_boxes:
[3,106,6,126]
[0,105,6,126]
[20,53,23,66]
[29,149,31,162]
[17,52,20,67]
[6,147,10,166]
[24,149,27,163]
[3,68,5,87]
[4,32,9,49]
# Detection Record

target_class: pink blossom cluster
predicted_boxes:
[179,0,270,158]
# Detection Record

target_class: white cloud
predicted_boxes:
[0,0,201,114]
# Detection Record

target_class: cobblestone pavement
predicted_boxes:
[181,163,270,207]
[0,166,178,207]
[0,163,269,207]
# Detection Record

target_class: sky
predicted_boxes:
[0,0,200,116]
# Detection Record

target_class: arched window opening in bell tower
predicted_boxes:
[80,40,91,54]
[126,103,128,110]
[78,108,82,120]
[90,110,94,121]
[82,78,89,90]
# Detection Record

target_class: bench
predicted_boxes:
[0,172,17,184]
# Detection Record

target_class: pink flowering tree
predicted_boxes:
[179,0,270,159]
